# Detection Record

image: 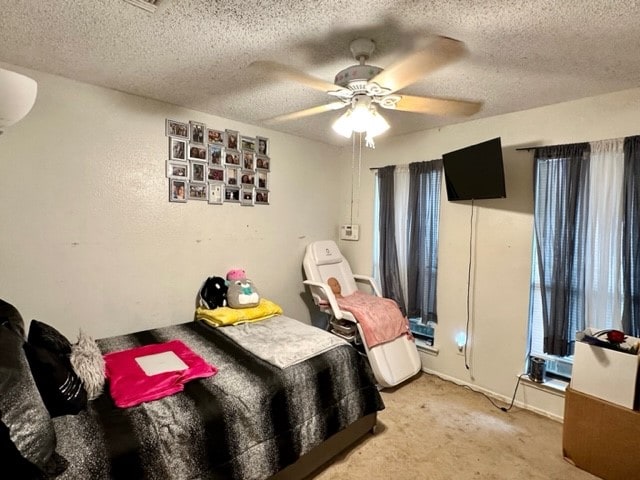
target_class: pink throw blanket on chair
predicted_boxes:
[336,291,412,348]
[104,340,217,408]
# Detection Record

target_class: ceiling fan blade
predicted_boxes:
[369,36,467,94]
[249,60,349,95]
[263,101,347,124]
[389,94,482,117]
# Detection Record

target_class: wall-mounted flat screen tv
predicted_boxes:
[442,137,506,201]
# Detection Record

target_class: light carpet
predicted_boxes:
[310,372,599,480]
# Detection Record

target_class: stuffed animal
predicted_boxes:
[327,277,343,298]
[199,276,228,309]
[226,269,246,282]
[227,278,260,309]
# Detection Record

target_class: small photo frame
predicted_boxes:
[166,160,188,179]
[169,137,187,161]
[169,179,187,203]
[207,128,225,145]
[240,171,255,186]
[226,166,239,186]
[225,187,240,203]
[208,183,224,205]
[190,161,207,183]
[189,121,206,144]
[189,144,208,161]
[225,129,239,150]
[241,187,254,206]
[240,136,256,152]
[209,144,224,166]
[257,171,268,189]
[255,189,269,205]
[166,119,188,138]
[224,150,240,166]
[207,167,225,183]
[256,155,270,171]
[256,136,269,156]
[242,150,255,170]
[188,183,208,201]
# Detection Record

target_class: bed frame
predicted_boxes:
[270,413,377,479]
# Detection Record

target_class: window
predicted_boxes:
[373,161,442,347]
[527,137,640,377]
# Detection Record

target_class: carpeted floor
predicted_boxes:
[311,372,599,480]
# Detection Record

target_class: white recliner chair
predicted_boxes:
[302,240,421,388]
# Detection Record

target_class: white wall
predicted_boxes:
[338,87,640,419]
[4,61,639,420]
[0,64,343,340]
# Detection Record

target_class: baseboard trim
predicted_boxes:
[420,367,564,423]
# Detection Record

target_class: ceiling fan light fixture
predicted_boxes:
[331,101,389,145]
[350,103,371,133]
[366,106,390,137]
[331,109,354,138]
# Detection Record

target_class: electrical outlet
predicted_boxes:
[454,332,467,355]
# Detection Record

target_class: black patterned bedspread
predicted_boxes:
[51,319,384,480]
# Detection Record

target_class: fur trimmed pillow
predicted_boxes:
[70,330,105,401]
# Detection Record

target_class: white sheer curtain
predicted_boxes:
[585,138,625,330]
[393,165,410,312]
[372,178,381,286]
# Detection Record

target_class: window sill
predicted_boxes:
[416,340,438,356]
[520,374,568,396]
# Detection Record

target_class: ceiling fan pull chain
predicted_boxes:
[357,132,363,220]
[350,133,356,225]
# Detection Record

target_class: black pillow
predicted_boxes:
[0,324,57,469]
[28,319,72,358]
[0,412,69,479]
[0,298,26,337]
[25,320,87,417]
[24,343,88,417]
[0,414,45,479]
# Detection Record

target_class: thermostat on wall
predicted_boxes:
[340,224,360,241]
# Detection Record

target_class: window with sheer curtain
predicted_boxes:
[373,160,442,343]
[528,136,640,369]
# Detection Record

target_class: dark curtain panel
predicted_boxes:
[533,144,590,356]
[407,160,442,323]
[377,166,406,314]
[622,136,640,337]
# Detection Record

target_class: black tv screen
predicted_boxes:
[442,137,506,201]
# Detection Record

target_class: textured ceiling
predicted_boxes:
[2,0,640,146]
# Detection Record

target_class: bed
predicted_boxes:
[0,299,384,480]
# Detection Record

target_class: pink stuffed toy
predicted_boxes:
[226,269,246,281]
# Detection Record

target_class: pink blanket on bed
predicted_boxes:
[336,291,412,348]
[104,340,217,408]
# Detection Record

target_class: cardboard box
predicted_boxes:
[570,339,640,409]
[563,388,640,480]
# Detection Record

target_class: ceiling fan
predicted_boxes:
[250,35,482,147]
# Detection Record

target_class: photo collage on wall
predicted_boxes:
[165,118,271,206]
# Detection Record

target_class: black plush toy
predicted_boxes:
[199,276,228,309]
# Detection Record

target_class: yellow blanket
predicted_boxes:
[195,299,283,327]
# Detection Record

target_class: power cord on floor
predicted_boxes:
[498,374,526,412]
[426,371,527,413]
